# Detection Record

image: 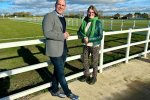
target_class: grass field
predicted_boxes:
[0,19,150,99]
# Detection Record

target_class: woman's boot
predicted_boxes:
[88,77,97,85]
[80,75,90,82]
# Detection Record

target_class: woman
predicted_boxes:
[77,5,103,85]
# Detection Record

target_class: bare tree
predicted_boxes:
[80,11,84,17]
[98,10,103,18]
[64,11,69,17]
[71,11,75,15]
[4,12,9,16]
[26,12,31,17]
[70,11,75,18]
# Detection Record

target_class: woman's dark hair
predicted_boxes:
[87,5,98,17]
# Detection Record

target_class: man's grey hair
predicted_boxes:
[56,0,66,4]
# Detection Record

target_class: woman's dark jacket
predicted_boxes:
[77,20,103,46]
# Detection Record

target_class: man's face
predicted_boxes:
[55,0,66,16]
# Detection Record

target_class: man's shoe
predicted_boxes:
[51,91,66,98]
[88,77,97,85]
[80,75,90,82]
[67,93,80,100]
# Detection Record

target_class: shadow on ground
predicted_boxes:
[111,80,150,100]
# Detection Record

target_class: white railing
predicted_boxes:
[100,20,150,31]
[0,28,150,100]
[9,18,150,33]
[65,19,150,33]
[9,18,43,23]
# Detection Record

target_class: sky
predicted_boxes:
[0,0,150,16]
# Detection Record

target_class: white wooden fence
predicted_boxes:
[9,18,150,32]
[66,19,150,31]
[0,28,150,100]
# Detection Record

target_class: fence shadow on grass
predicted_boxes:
[67,45,83,49]
[36,45,83,77]
[105,35,145,49]
[0,69,10,98]
[65,62,83,76]
[17,46,53,88]
[36,45,45,55]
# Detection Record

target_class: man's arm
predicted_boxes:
[42,13,65,41]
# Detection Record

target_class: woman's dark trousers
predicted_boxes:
[83,45,99,77]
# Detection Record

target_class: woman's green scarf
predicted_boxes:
[80,17,98,37]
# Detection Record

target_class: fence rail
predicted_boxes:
[0,28,150,100]
[9,18,150,32]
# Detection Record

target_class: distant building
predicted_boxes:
[113,13,124,19]
[124,13,135,18]
[121,17,128,19]
[134,14,140,18]
[140,13,150,18]
[110,12,149,19]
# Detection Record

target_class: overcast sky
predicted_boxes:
[0,0,150,16]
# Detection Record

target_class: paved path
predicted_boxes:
[29,56,150,100]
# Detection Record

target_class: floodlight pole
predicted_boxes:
[0,1,3,16]
[0,0,4,19]
[1,0,4,19]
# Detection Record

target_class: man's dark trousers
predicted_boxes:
[50,49,71,96]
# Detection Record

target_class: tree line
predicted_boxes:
[1,10,104,18]
[1,11,149,19]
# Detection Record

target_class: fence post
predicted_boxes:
[68,18,69,25]
[121,20,123,31]
[144,27,150,57]
[76,19,78,26]
[125,28,132,63]
[133,21,135,29]
[148,21,150,28]
[99,31,105,73]
[111,20,113,30]
[72,19,73,26]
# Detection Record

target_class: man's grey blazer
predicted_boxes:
[42,11,66,57]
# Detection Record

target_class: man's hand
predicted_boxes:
[84,37,89,43]
[64,32,69,39]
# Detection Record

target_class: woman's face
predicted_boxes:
[87,9,95,19]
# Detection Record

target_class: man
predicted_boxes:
[42,0,80,100]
